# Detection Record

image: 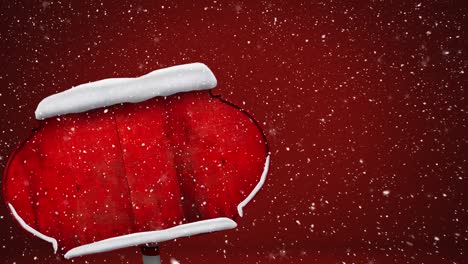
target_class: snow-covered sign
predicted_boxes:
[3,63,269,263]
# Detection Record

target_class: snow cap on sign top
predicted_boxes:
[35,63,218,120]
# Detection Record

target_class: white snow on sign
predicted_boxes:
[237,154,270,217]
[35,63,217,120]
[8,203,58,253]
[64,217,237,259]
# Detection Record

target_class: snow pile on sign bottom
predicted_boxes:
[64,218,237,258]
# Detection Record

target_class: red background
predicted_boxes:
[0,1,467,263]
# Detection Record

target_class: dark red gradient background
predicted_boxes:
[0,1,467,263]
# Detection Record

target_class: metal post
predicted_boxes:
[141,244,161,264]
